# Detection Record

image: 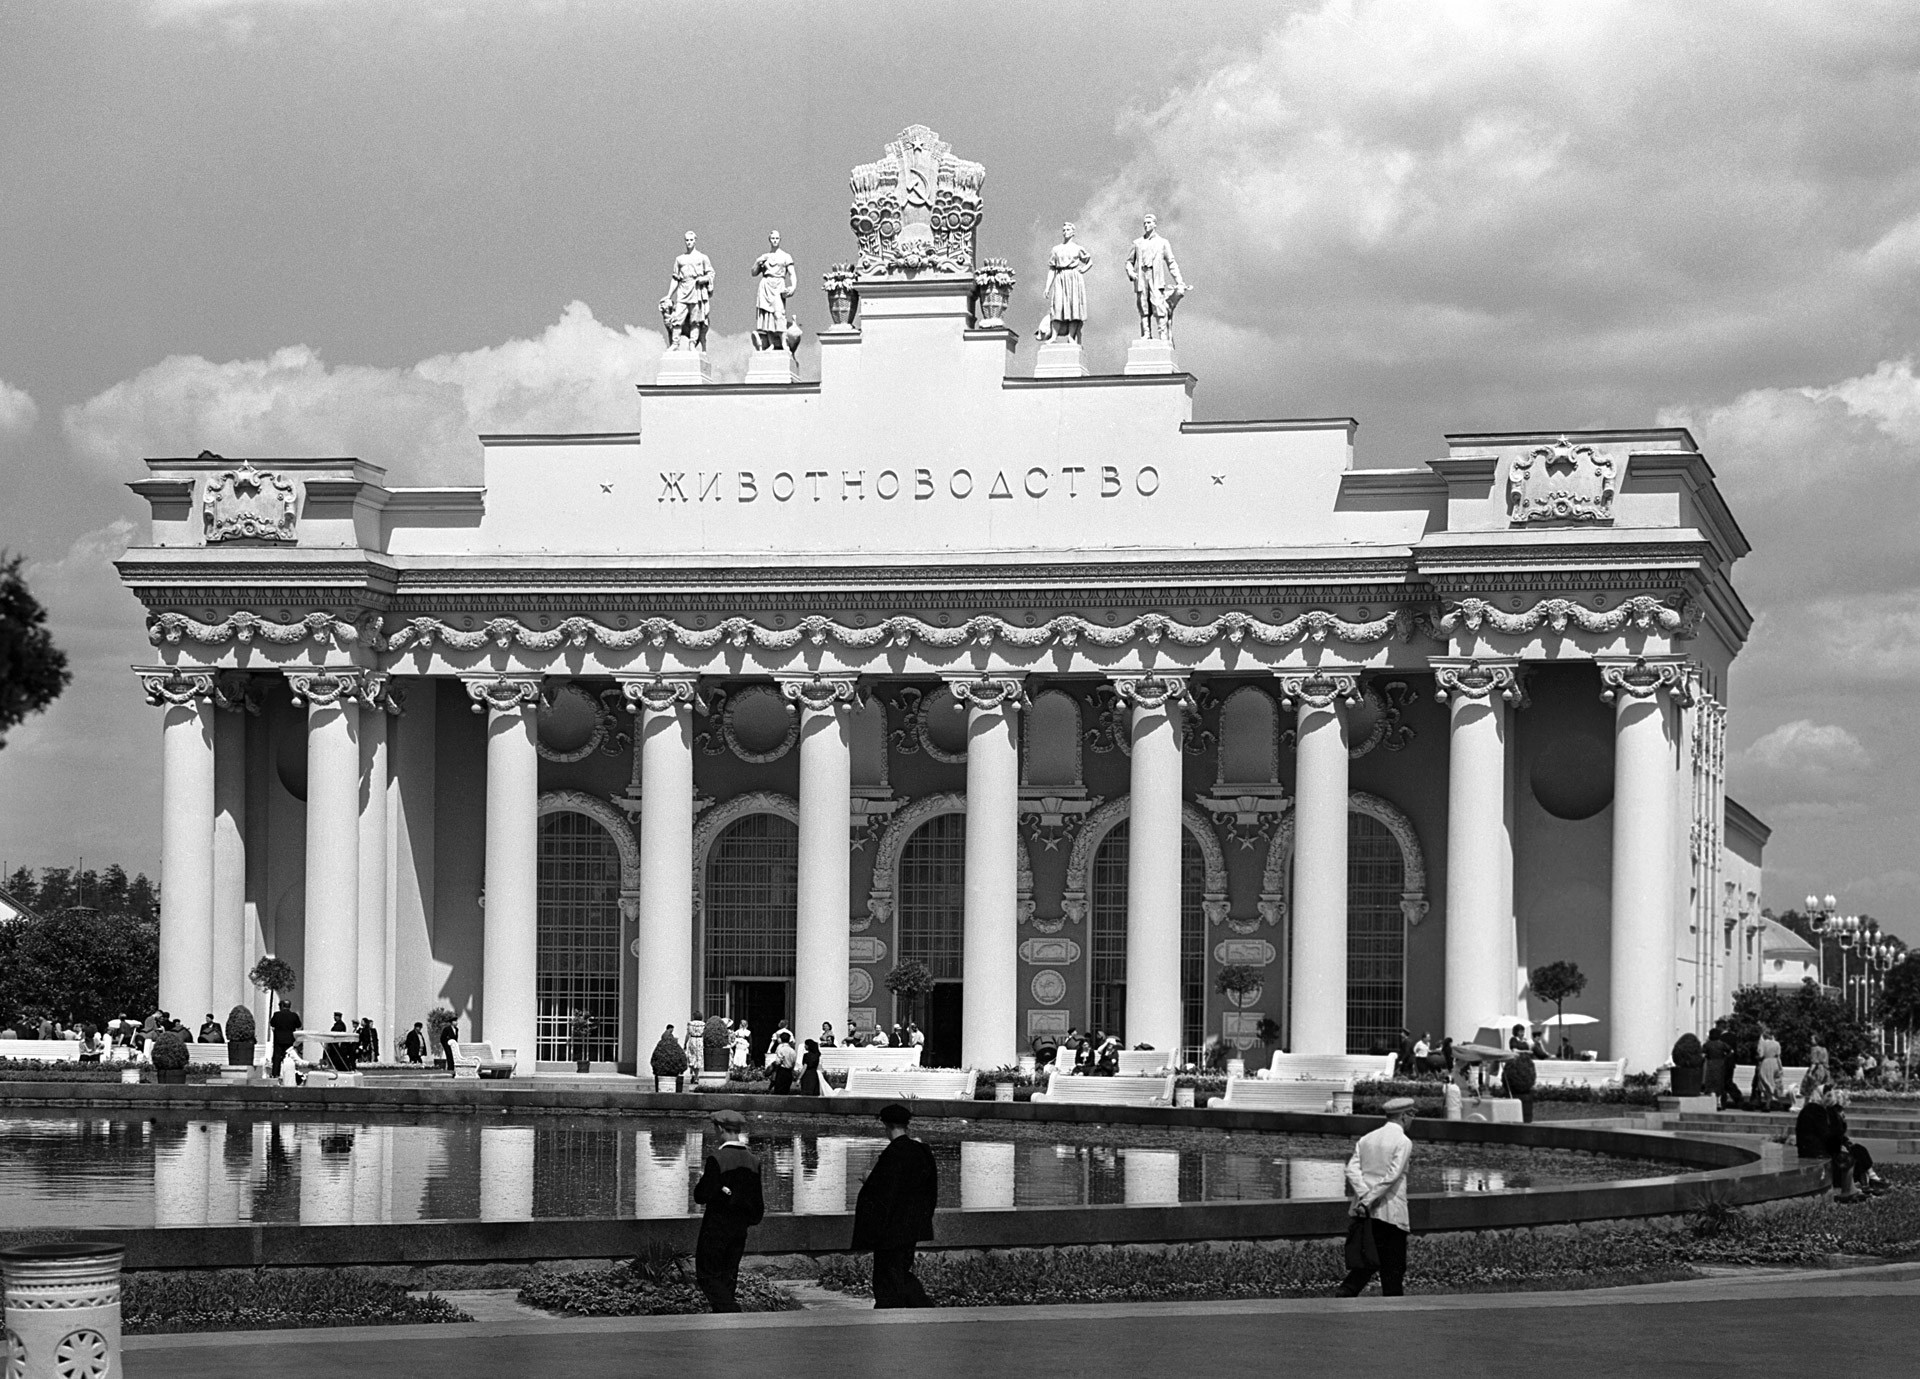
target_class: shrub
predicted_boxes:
[1672,1033,1704,1069]
[885,959,935,1023]
[149,1030,189,1071]
[123,1268,470,1334]
[425,1007,458,1049]
[518,1259,799,1316]
[704,1016,732,1048]
[1214,964,1263,998]
[225,1005,256,1043]
[650,1031,689,1078]
[248,955,296,997]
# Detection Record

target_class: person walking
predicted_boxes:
[797,1037,823,1096]
[1703,1024,1734,1108]
[768,1033,797,1095]
[691,1110,765,1311]
[1505,1046,1538,1123]
[268,998,301,1076]
[1753,1024,1784,1110]
[440,1017,460,1075]
[403,1022,426,1064]
[1336,1096,1417,1297]
[851,1103,939,1307]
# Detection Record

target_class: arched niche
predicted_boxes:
[691,791,801,925]
[867,791,1033,929]
[1215,686,1280,790]
[539,790,642,912]
[1257,790,1428,934]
[1061,796,1229,928]
[1021,689,1083,790]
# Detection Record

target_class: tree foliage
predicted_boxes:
[1726,979,1868,1067]
[248,955,296,996]
[0,904,159,1029]
[1529,960,1589,1024]
[4,864,158,921]
[0,553,70,749]
[1875,957,1920,1035]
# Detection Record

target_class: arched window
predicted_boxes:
[702,814,799,1018]
[536,811,623,1063]
[898,812,965,981]
[1088,822,1206,1051]
[1347,812,1406,1055]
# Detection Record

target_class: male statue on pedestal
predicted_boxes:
[751,230,798,353]
[1125,214,1191,343]
[660,230,715,351]
[1040,222,1093,344]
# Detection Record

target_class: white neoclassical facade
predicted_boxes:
[123,128,1763,1076]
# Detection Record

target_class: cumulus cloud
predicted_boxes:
[61,303,745,486]
[1743,720,1871,775]
[0,380,36,440]
[1057,1,1920,449]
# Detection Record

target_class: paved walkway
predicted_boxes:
[124,1267,1920,1378]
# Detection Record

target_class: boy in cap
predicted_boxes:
[1337,1096,1417,1297]
[851,1103,939,1307]
[692,1109,764,1311]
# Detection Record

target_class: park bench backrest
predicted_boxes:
[1222,1076,1354,1114]
[1529,1058,1625,1087]
[1264,1053,1396,1082]
[818,1045,923,1074]
[842,1068,976,1100]
[1114,1050,1177,1076]
[1038,1072,1175,1106]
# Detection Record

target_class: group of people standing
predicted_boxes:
[1032,1028,1122,1076]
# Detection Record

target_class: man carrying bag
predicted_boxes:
[1337,1096,1417,1297]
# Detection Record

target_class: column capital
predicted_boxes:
[617,673,700,716]
[1432,658,1525,705]
[1110,673,1188,710]
[776,673,862,714]
[460,672,546,715]
[942,673,1026,712]
[137,666,217,707]
[1597,657,1695,706]
[287,667,377,708]
[209,669,265,715]
[1275,669,1362,712]
[365,675,408,716]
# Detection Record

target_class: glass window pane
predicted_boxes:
[703,813,799,1018]
[536,811,624,1063]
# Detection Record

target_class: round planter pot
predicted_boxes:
[0,1241,124,1379]
[993,1081,1015,1102]
[656,1075,679,1093]
[118,1069,141,1085]
[1174,1086,1197,1108]
[154,1069,187,1085]
[576,1061,590,1074]
[226,1040,256,1069]
[1226,1058,1246,1079]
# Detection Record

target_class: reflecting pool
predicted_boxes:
[0,1110,1673,1229]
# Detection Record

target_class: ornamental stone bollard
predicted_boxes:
[1,1243,124,1379]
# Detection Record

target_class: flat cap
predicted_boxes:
[709,1109,746,1130]
[879,1102,913,1126]
[1382,1096,1417,1114]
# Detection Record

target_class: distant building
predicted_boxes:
[1719,798,1771,995]
[0,886,38,925]
[1758,917,1819,989]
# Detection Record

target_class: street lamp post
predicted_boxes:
[1804,893,1839,990]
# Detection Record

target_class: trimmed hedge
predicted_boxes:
[0,1059,224,1082]
[518,1261,799,1316]
[123,1268,470,1334]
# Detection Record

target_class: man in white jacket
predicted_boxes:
[1337,1096,1417,1297]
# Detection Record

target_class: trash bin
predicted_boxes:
[1,1241,123,1379]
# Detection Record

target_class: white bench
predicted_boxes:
[1733,1065,1810,1093]
[1530,1058,1625,1088]
[1464,1098,1523,1124]
[1260,1053,1397,1082]
[1033,1072,1175,1106]
[1221,1077,1353,1114]
[0,1040,82,1061]
[818,1046,923,1074]
[1114,1050,1178,1076]
[841,1068,977,1100]
[452,1041,518,1079]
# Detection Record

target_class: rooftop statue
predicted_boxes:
[751,231,798,353]
[1039,222,1093,344]
[848,125,985,277]
[1126,214,1190,343]
[659,230,714,351]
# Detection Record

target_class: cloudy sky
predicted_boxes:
[3,1,1918,938]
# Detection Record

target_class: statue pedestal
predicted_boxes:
[744,350,800,384]
[1033,340,1088,379]
[1124,338,1177,375]
[654,350,714,386]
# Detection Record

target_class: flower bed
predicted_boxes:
[517,1257,799,1316]
[0,1059,225,1083]
[122,1267,471,1333]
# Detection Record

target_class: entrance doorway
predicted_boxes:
[728,980,788,1066]
[925,982,962,1068]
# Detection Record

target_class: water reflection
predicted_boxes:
[0,1111,1652,1230]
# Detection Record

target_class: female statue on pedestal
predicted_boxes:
[750,230,798,352]
[1040,223,1093,344]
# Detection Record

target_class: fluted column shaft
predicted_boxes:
[1604,660,1686,1075]
[356,680,394,1042]
[625,677,698,1058]
[783,676,857,1045]
[210,679,253,1019]
[1117,675,1186,1055]
[1283,671,1358,1055]
[292,669,363,1030]
[1437,661,1520,1044]
[465,675,541,1071]
[146,669,218,1021]
[951,675,1023,1069]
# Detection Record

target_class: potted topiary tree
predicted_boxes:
[1670,1032,1706,1097]
[249,954,297,1001]
[650,1028,690,1092]
[225,1004,257,1069]
[150,1029,190,1085]
[885,959,935,1032]
[703,1015,732,1074]
[569,1011,597,1073]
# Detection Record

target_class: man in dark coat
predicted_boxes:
[691,1110,764,1311]
[1702,1025,1734,1108]
[268,999,301,1076]
[851,1103,939,1308]
[403,1022,426,1064]
[1504,1049,1538,1123]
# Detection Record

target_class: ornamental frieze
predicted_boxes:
[1506,435,1616,524]
[848,125,984,277]
[202,458,296,543]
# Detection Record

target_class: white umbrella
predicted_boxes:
[1541,1013,1600,1027]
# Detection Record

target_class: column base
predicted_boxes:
[1124,338,1177,375]
[1034,340,1088,378]
[654,350,715,386]
[744,349,800,384]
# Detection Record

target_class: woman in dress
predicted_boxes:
[1753,1024,1784,1109]
[1040,223,1093,344]
[797,1038,823,1097]
[769,1033,797,1094]
[729,1020,751,1071]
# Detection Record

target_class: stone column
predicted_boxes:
[357,677,399,1046]
[1435,660,1521,1044]
[622,676,698,1060]
[143,668,218,1026]
[1279,670,1360,1056]
[289,669,365,1031]
[1113,674,1187,1055]
[1602,659,1688,1075]
[210,673,260,1018]
[462,675,543,1073]
[947,674,1024,1069]
[780,675,858,1047]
